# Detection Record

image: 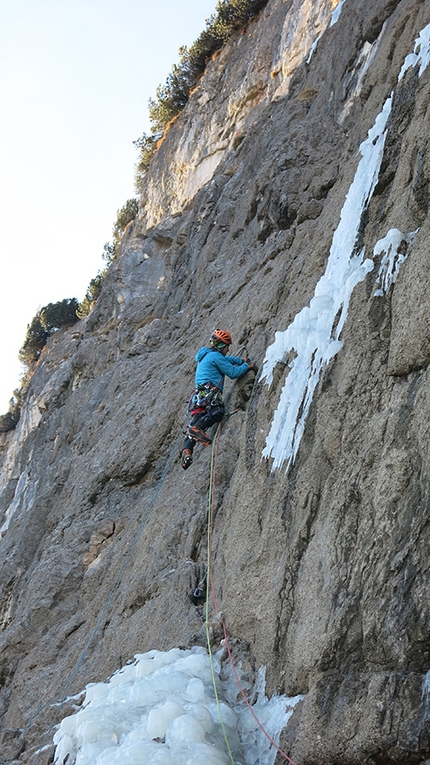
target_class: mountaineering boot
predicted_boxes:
[187,425,212,446]
[181,449,193,470]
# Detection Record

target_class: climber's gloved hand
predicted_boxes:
[246,358,258,373]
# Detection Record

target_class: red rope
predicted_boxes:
[208,425,300,765]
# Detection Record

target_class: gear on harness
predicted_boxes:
[188,383,223,416]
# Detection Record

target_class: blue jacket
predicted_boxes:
[194,347,249,391]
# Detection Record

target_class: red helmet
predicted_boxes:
[210,329,232,346]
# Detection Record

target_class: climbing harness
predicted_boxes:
[188,382,223,416]
[205,424,300,765]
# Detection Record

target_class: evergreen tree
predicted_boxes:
[19,298,79,367]
[76,273,105,319]
[0,394,21,433]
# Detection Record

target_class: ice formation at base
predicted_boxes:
[261,22,430,472]
[53,647,303,765]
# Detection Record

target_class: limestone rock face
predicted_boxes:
[1,1,430,763]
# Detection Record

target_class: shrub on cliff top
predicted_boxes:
[19,298,80,367]
[11,298,79,429]
[0,387,24,433]
[112,198,138,244]
[102,198,139,267]
[76,272,105,319]
[77,197,139,319]
[8,199,138,425]
[134,0,269,191]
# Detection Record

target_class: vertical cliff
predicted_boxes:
[1,0,430,763]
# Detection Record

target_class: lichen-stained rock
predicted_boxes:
[1,0,430,763]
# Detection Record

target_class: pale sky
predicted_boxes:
[0,0,217,413]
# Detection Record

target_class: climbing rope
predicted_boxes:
[205,423,236,765]
[28,375,249,761]
[29,422,187,765]
[205,423,300,765]
[28,374,297,764]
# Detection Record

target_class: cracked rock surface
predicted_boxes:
[1,0,430,763]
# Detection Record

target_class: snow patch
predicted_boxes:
[306,36,319,64]
[307,0,345,63]
[374,228,418,296]
[398,22,430,81]
[339,37,381,122]
[329,0,345,28]
[53,647,303,765]
[261,22,430,472]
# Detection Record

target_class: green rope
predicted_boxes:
[205,425,235,765]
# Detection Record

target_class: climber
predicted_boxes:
[181,329,256,470]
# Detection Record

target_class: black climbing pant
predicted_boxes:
[182,403,225,453]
